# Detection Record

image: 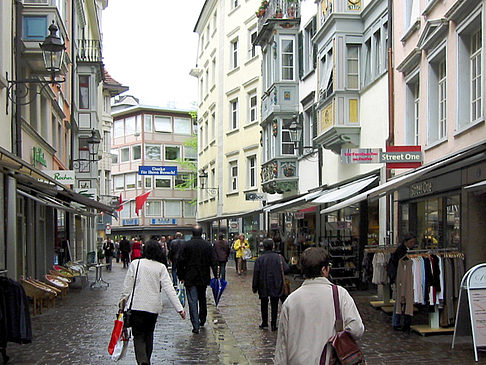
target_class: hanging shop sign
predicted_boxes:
[105,224,111,235]
[150,218,177,225]
[229,219,239,233]
[74,188,96,199]
[138,166,178,175]
[246,192,267,201]
[452,263,486,361]
[44,170,75,185]
[294,212,304,219]
[341,148,381,164]
[383,146,422,169]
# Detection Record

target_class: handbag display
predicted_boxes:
[123,261,140,328]
[320,285,364,365]
[279,255,291,296]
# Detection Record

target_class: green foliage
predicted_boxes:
[175,134,198,205]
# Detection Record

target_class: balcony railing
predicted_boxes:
[257,0,300,32]
[77,39,102,63]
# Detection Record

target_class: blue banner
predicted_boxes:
[122,218,139,226]
[151,218,177,225]
[138,166,178,176]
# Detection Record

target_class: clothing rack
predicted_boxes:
[365,246,398,308]
[0,269,7,276]
[364,245,399,254]
[400,249,464,336]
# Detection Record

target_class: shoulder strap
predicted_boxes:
[128,260,141,310]
[332,284,344,332]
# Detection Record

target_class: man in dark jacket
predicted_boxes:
[168,232,185,286]
[252,238,290,331]
[213,233,230,280]
[178,225,217,334]
[119,236,131,268]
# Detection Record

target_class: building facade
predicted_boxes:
[193,0,264,246]
[110,96,197,240]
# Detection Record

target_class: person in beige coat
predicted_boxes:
[274,247,364,365]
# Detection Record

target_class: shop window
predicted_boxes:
[446,195,461,247]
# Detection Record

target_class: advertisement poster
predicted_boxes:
[470,290,486,347]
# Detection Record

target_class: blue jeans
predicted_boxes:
[171,265,178,286]
[186,285,207,331]
[216,262,227,280]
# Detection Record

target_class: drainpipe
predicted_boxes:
[14,0,22,157]
[386,0,394,245]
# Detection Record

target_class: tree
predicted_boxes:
[175,111,198,204]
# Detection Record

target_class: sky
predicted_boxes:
[102,1,206,110]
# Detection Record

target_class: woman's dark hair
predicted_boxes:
[262,238,274,251]
[143,239,165,263]
[301,247,330,279]
[402,232,416,243]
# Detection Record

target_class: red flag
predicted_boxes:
[135,191,151,216]
[117,194,124,212]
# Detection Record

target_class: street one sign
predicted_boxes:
[138,166,178,175]
[341,146,423,169]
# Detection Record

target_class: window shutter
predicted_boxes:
[312,105,317,139]
[298,32,304,79]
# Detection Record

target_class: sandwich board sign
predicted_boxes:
[452,263,486,361]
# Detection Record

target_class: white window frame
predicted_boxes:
[114,175,124,191]
[145,144,161,161]
[174,117,192,135]
[281,120,295,155]
[132,145,141,161]
[184,201,196,217]
[111,149,118,164]
[120,147,130,163]
[247,155,257,189]
[145,176,152,189]
[248,92,257,123]
[211,112,216,141]
[231,38,239,69]
[405,70,420,145]
[427,45,447,144]
[146,200,162,217]
[346,44,360,90]
[154,116,172,133]
[229,160,238,192]
[248,28,257,60]
[281,36,295,81]
[165,200,182,217]
[155,176,172,189]
[144,115,153,132]
[114,120,124,138]
[438,59,447,139]
[125,173,136,190]
[164,145,181,161]
[125,116,136,135]
[230,98,239,130]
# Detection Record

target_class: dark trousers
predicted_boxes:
[131,310,158,365]
[121,252,130,268]
[171,265,178,286]
[186,285,207,331]
[260,296,279,327]
[216,261,227,280]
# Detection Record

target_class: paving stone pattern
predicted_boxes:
[5,260,486,364]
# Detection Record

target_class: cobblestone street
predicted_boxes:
[5,260,486,364]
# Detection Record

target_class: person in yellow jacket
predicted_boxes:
[233,234,250,275]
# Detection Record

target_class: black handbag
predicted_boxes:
[123,261,140,328]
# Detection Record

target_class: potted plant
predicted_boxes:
[275,7,283,18]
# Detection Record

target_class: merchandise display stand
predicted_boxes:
[411,305,454,336]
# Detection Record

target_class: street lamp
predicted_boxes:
[7,21,66,107]
[199,170,218,196]
[288,118,318,155]
[72,130,102,172]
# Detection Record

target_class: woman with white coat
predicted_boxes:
[119,240,186,365]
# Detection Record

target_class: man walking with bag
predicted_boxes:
[252,238,289,332]
[274,247,364,364]
[213,233,230,280]
[168,232,185,286]
[177,225,217,334]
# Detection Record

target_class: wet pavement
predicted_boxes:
[5,260,486,364]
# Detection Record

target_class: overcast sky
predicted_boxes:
[102,1,206,110]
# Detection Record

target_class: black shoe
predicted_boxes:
[271,326,278,332]
[393,326,402,331]
[199,321,205,327]
[192,328,199,334]
[259,324,268,329]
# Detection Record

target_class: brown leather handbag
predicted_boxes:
[320,285,364,365]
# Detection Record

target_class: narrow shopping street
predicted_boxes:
[5,261,485,365]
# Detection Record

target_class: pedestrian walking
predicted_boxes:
[177,225,217,334]
[252,238,289,332]
[114,240,120,263]
[213,233,230,280]
[103,238,115,271]
[233,233,250,275]
[274,247,364,365]
[131,238,143,261]
[119,236,131,268]
[119,240,186,365]
[168,232,185,286]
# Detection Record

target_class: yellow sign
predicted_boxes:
[320,102,334,132]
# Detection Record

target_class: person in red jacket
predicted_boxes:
[131,238,143,260]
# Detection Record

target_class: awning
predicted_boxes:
[312,176,377,204]
[197,207,264,223]
[264,190,324,213]
[17,189,81,214]
[464,180,486,192]
[320,151,465,214]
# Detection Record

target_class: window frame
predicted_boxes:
[247,155,257,189]
[145,144,162,161]
[154,115,172,133]
[165,200,182,217]
[120,147,130,163]
[281,36,295,81]
[231,38,239,69]
[164,145,181,161]
[229,160,238,192]
[230,98,239,130]
[248,92,257,123]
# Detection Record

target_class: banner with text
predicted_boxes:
[138,166,178,175]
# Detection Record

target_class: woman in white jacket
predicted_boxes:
[274,247,364,365]
[119,240,186,365]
